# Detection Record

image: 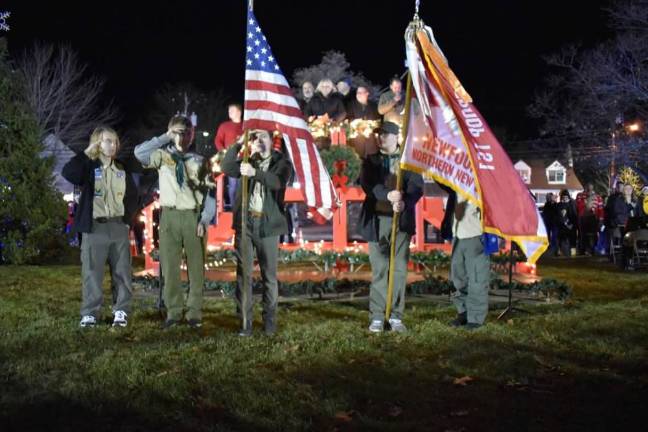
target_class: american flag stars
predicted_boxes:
[246,17,280,72]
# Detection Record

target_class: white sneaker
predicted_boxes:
[112,310,128,327]
[79,315,96,328]
[368,320,384,333]
[388,318,407,333]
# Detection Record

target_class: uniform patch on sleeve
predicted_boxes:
[161,152,175,166]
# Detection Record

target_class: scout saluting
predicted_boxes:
[135,115,216,329]
[62,126,138,328]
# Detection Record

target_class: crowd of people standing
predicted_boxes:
[541,182,648,258]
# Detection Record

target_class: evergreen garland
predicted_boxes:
[133,275,572,301]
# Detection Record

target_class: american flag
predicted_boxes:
[243,9,338,211]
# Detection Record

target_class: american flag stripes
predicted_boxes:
[243,9,338,211]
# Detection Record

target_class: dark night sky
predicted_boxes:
[3,0,613,139]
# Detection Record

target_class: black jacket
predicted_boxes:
[437,182,456,241]
[221,144,293,237]
[346,99,380,121]
[304,92,347,122]
[541,201,559,228]
[359,152,424,241]
[605,192,630,227]
[62,152,138,233]
[556,200,577,234]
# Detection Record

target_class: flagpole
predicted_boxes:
[240,0,253,331]
[384,70,414,322]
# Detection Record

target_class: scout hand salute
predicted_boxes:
[62,126,138,328]
[134,115,216,330]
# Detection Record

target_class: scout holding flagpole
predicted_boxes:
[383,10,425,324]
[222,0,297,336]
[384,70,414,322]
[397,1,548,329]
[361,13,424,333]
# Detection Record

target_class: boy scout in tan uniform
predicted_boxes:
[449,194,490,329]
[62,126,138,328]
[135,115,215,329]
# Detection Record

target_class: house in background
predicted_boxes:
[39,134,76,201]
[514,159,583,205]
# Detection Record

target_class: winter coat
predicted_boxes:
[221,143,293,237]
[358,152,423,241]
[304,92,347,122]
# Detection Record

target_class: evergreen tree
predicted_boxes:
[292,51,381,100]
[0,39,67,264]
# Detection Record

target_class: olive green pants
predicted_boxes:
[235,216,279,323]
[80,220,132,318]
[450,236,490,324]
[159,208,205,321]
[368,215,410,322]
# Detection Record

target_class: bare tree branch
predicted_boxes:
[17,43,118,150]
[528,0,648,172]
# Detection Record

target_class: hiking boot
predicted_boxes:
[263,319,276,336]
[79,315,97,328]
[368,320,384,333]
[112,310,128,328]
[187,319,203,329]
[449,312,467,327]
[238,320,253,337]
[161,319,180,330]
[388,318,407,333]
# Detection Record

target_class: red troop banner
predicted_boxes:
[402,26,548,262]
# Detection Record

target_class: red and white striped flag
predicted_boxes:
[243,9,338,212]
[401,25,548,263]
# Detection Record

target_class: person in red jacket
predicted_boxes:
[575,183,604,255]
[214,103,244,208]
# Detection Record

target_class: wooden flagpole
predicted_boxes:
[240,130,251,329]
[384,71,414,322]
[240,0,254,330]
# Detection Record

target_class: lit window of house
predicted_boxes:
[546,161,566,184]
[517,169,531,184]
[513,160,531,184]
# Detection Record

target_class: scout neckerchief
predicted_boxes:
[380,148,400,173]
[171,152,192,188]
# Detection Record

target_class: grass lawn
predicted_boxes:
[1,257,648,431]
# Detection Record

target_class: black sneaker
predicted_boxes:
[187,319,203,329]
[162,319,179,330]
[449,312,467,327]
